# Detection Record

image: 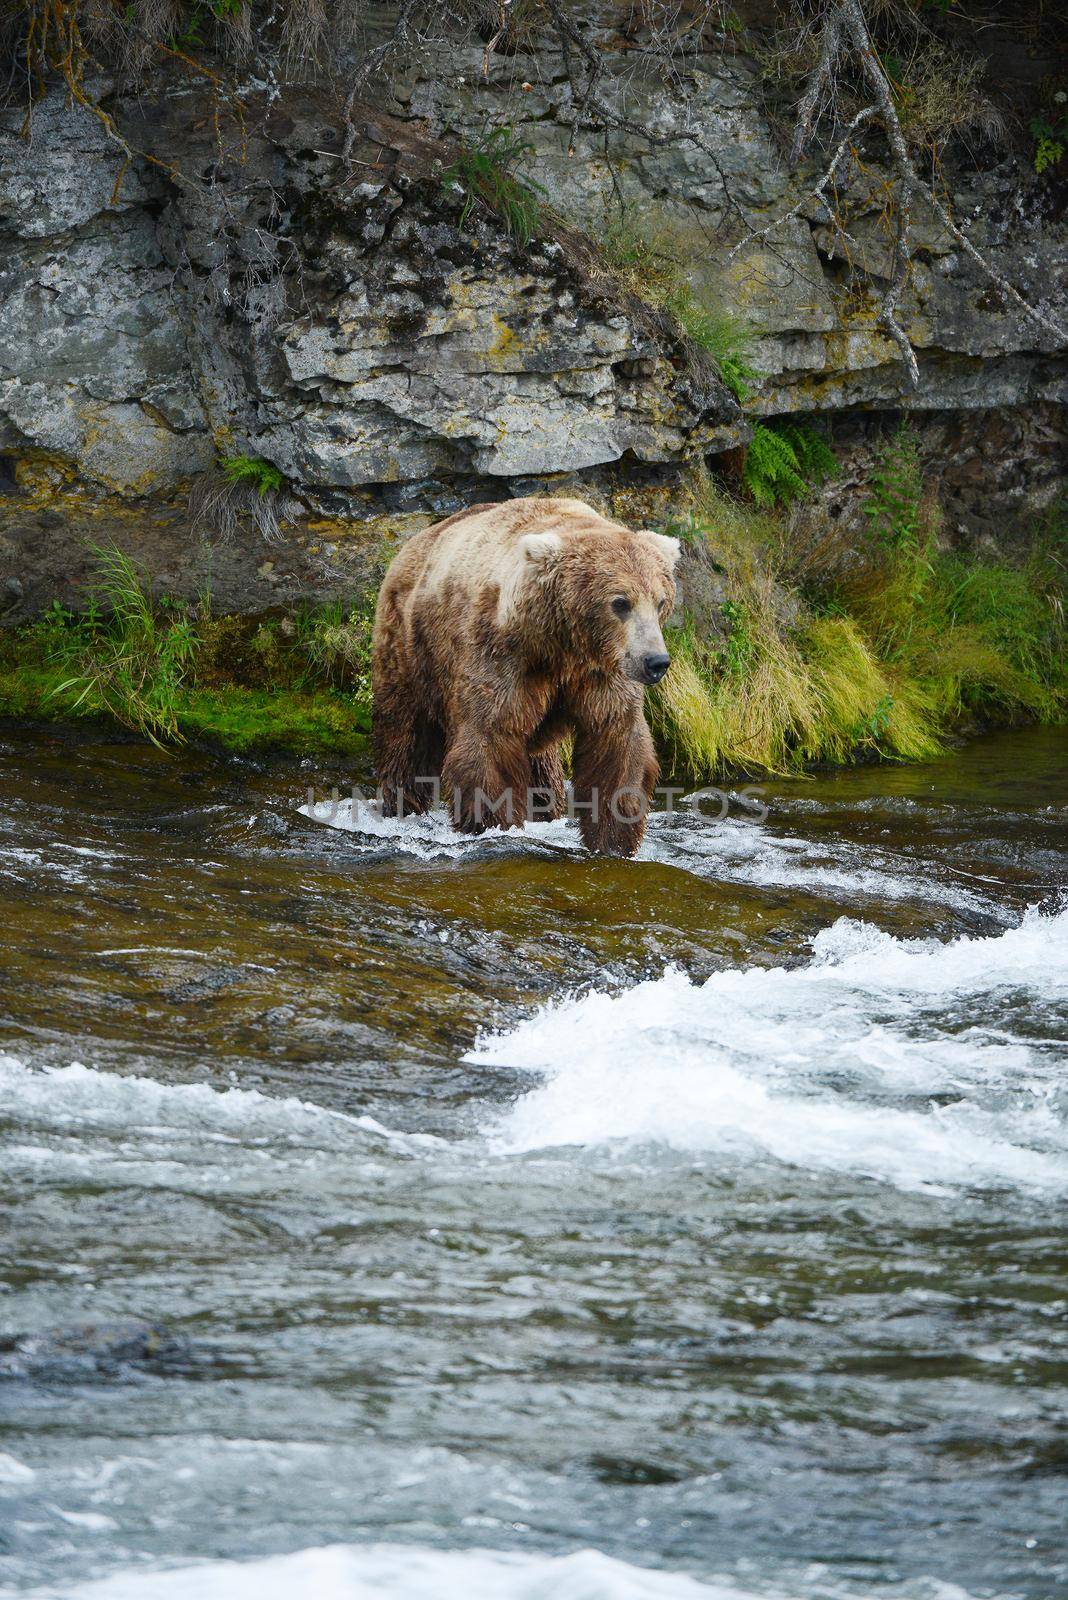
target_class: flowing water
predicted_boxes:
[0,724,1065,1600]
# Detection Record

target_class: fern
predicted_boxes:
[743,422,835,508]
[442,124,547,247]
[863,425,924,552]
[777,421,837,484]
[220,454,285,496]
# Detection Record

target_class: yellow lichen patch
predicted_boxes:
[607,483,679,528]
[13,450,82,499]
[303,511,429,546]
[487,314,521,364]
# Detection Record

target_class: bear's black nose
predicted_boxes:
[643,653,671,684]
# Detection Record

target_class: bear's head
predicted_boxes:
[519,521,681,685]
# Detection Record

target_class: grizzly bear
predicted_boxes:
[371,497,680,857]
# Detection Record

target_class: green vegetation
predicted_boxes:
[862,424,925,552]
[601,218,757,401]
[169,0,247,51]
[1,440,1063,779]
[743,421,837,509]
[442,124,547,248]
[1031,92,1068,174]
[650,433,1066,779]
[37,544,198,746]
[0,543,374,758]
[220,455,285,496]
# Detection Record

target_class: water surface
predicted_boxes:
[1,725,1066,1600]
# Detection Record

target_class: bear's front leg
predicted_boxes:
[571,707,658,857]
[442,723,532,834]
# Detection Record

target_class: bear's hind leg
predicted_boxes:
[528,745,566,821]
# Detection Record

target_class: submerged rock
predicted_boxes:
[0,1319,192,1382]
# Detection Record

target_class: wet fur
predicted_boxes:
[372,497,678,856]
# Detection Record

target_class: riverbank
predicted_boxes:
[1,450,1063,775]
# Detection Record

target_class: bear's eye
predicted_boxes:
[611,597,633,618]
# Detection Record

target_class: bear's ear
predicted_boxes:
[519,531,563,565]
[640,531,682,572]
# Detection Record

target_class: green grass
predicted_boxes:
[0,543,374,757]
[442,124,547,247]
[649,469,1066,781]
[36,544,199,746]
[601,217,758,401]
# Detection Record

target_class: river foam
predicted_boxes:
[0,1543,985,1600]
[297,796,993,914]
[469,907,1068,1194]
[5,910,1064,1199]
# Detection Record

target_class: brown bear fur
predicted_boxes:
[371,497,680,856]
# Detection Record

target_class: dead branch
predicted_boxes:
[341,0,421,162]
[728,103,876,264]
[789,5,841,166]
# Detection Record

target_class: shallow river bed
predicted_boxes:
[0,725,1066,1600]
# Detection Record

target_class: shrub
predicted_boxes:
[862,425,924,554]
[298,598,375,698]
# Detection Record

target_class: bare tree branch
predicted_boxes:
[728,103,876,264]
[779,0,1067,388]
[790,6,842,166]
[840,0,919,384]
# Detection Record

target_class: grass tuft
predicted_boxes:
[41,544,198,746]
[442,124,547,248]
[649,459,1066,782]
[601,216,757,400]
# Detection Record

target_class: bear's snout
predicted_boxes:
[641,652,671,685]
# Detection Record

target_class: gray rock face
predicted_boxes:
[0,85,737,506]
[0,39,1063,614]
[400,40,1068,416]
[267,197,734,484]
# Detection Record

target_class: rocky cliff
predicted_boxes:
[0,21,1065,617]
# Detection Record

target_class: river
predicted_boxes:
[1,724,1065,1600]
